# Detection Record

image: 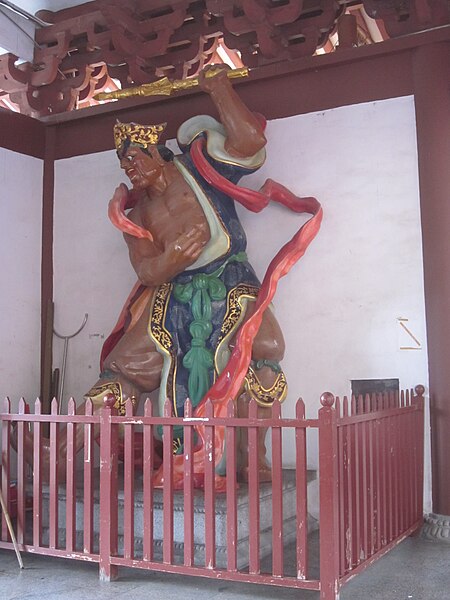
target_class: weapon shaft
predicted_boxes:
[94,67,249,101]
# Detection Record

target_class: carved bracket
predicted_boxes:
[0,0,447,116]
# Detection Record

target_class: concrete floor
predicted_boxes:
[0,533,449,600]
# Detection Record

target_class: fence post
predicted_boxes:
[413,385,425,527]
[319,392,341,600]
[99,396,119,582]
[1,398,11,543]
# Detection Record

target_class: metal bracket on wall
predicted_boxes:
[53,312,88,412]
[397,317,422,350]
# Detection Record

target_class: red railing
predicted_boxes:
[335,388,425,585]
[0,386,425,600]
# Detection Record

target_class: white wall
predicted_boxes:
[241,97,430,509]
[53,96,430,507]
[53,150,134,400]
[0,148,43,405]
[242,97,427,404]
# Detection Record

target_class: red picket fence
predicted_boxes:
[0,385,425,600]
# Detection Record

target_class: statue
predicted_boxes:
[22,67,322,489]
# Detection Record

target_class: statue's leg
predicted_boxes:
[29,297,163,481]
[84,300,164,467]
[235,304,286,482]
[87,298,163,413]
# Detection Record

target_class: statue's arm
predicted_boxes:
[199,67,266,159]
[127,212,209,287]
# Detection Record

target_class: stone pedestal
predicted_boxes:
[422,513,450,543]
[41,469,317,568]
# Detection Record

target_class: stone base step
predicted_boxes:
[40,469,317,569]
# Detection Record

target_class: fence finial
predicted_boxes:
[415,384,425,397]
[320,392,335,407]
[103,393,116,408]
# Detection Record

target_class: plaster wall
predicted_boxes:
[53,96,430,506]
[0,148,43,405]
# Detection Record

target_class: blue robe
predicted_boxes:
[148,117,265,448]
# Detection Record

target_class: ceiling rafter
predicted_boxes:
[0,0,448,117]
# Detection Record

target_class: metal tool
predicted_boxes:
[54,313,88,412]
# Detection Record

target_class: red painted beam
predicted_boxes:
[0,108,45,158]
[36,27,450,160]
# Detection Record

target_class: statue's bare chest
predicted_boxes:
[130,177,207,247]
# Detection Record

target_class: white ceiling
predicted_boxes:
[0,1,87,58]
[12,1,85,14]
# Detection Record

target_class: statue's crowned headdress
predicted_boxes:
[113,121,167,152]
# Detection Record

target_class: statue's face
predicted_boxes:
[119,145,164,190]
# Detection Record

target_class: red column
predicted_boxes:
[40,126,55,414]
[413,41,450,516]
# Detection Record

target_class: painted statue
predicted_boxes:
[24,66,322,489]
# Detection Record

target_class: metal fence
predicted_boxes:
[0,385,425,600]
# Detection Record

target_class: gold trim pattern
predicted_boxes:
[219,284,259,342]
[85,381,137,416]
[148,283,177,415]
[215,283,288,406]
[149,283,174,351]
[244,365,288,407]
[114,121,167,151]
[214,284,258,376]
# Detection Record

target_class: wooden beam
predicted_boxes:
[33,25,448,160]
[0,108,45,158]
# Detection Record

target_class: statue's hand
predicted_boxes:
[165,225,207,266]
[198,64,231,94]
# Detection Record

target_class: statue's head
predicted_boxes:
[113,121,174,189]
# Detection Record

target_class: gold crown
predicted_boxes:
[113,121,167,151]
